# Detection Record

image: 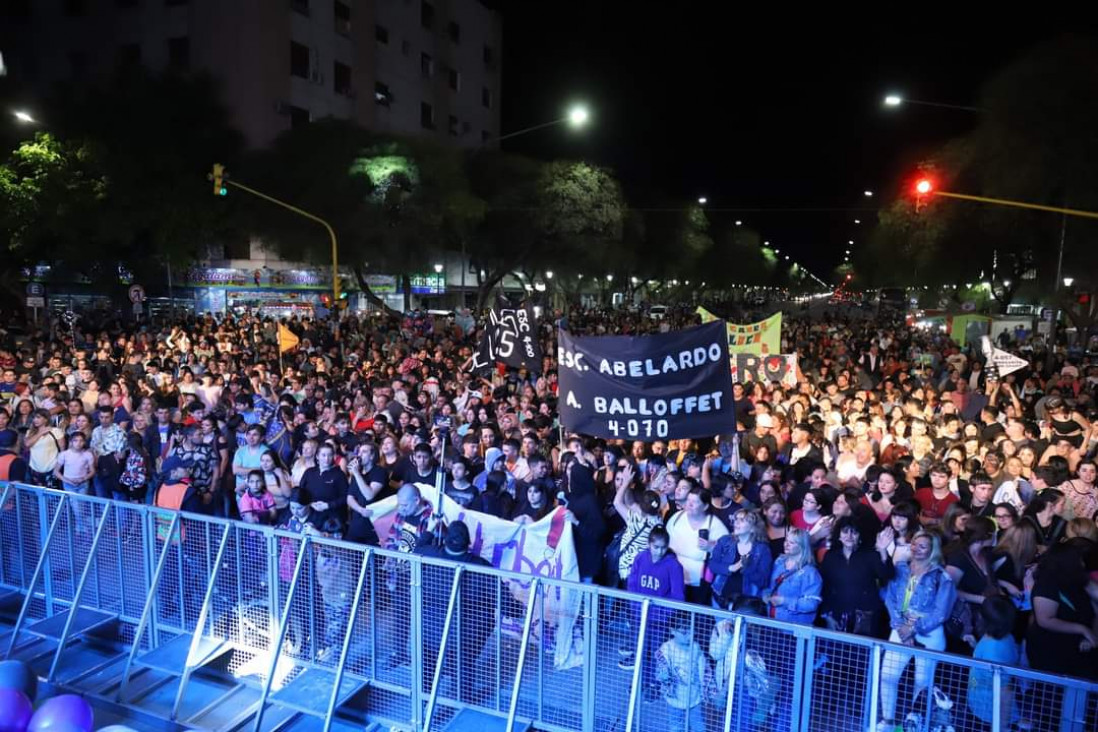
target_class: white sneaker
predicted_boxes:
[875,720,897,732]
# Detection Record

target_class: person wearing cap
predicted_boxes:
[0,429,28,483]
[742,413,778,463]
[154,455,203,515]
[415,520,492,691]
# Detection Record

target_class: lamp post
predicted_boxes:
[493,103,591,143]
[13,110,35,124]
[883,94,981,113]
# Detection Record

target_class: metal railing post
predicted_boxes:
[252,537,310,732]
[504,578,540,732]
[5,493,68,658]
[424,565,465,732]
[48,502,112,681]
[118,512,180,701]
[170,524,232,720]
[722,616,743,732]
[624,600,649,732]
[322,549,371,732]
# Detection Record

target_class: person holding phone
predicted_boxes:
[666,484,728,605]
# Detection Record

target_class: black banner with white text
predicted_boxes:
[470,298,542,375]
[557,320,736,440]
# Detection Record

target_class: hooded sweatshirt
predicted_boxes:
[627,549,686,601]
[566,463,606,580]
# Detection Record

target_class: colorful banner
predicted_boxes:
[698,307,781,355]
[181,265,352,291]
[730,353,798,388]
[557,320,736,440]
[367,493,582,669]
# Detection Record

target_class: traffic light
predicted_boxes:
[913,176,935,212]
[210,163,228,196]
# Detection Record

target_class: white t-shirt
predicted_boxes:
[29,428,64,473]
[666,511,729,586]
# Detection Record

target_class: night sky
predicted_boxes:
[497,6,1089,280]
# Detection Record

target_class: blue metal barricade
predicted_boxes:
[1,481,1095,732]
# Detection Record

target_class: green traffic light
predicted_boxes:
[219,187,228,196]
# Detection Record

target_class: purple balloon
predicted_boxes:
[0,688,33,732]
[27,694,94,732]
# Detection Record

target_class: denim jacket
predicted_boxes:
[766,562,822,625]
[883,562,956,636]
[709,537,773,600]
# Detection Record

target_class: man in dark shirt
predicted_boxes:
[299,443,349,530]
[394,442,440,495]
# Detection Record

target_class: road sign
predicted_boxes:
[25,282,44,297]
[26,296,44,308]
[128,284,146,303]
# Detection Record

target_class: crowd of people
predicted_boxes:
[1,300,1097,731]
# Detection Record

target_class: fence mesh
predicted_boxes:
[3,482,1098,732]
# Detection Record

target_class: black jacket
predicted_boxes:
[818,547,893,615]
[566,463,606,580]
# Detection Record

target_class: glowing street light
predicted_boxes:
[568,104,589,127]
[864,190,874,198]
[698,196,707,205]
[735,220,743,226]
[545,270,554,279]
[916,179,933,195]
[1064,277,1074,287]
[433,263,443,273]
[13,110,35,124]
[495,103,591,142]
[854,219,861,224]
[883,94,981,113]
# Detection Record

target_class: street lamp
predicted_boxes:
[545,271,553,279]
[735,220,743,226]
[13,110,35,124]
[495,103,592,143]
[698,197,707,205]
[433,263,443,274]
[864,190,874,198]
[568,105,589,127]
[882,94,981,113]
[854,219,861,224]
[1064,277,1074,287]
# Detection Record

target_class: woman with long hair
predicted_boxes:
[291,438,318,488]
[876,531,956,731]
[863,467,902,525]
[709,509,773,610]
[941,502,971,546]
[762,497,788,560]
[819,516,893,636]
[944,517,999,653]
[1061,459,1098,522]
[1022,488,1067,549]
[762,526,822,625]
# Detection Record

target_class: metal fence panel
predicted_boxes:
[4,481,1098,732]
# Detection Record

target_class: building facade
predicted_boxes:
[2,0,502,148]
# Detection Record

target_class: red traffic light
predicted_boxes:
[915,179,933,195]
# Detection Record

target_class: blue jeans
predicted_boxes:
[666,703,704,732]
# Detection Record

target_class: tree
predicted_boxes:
[466,156,625,310]
[0,132,108,302]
